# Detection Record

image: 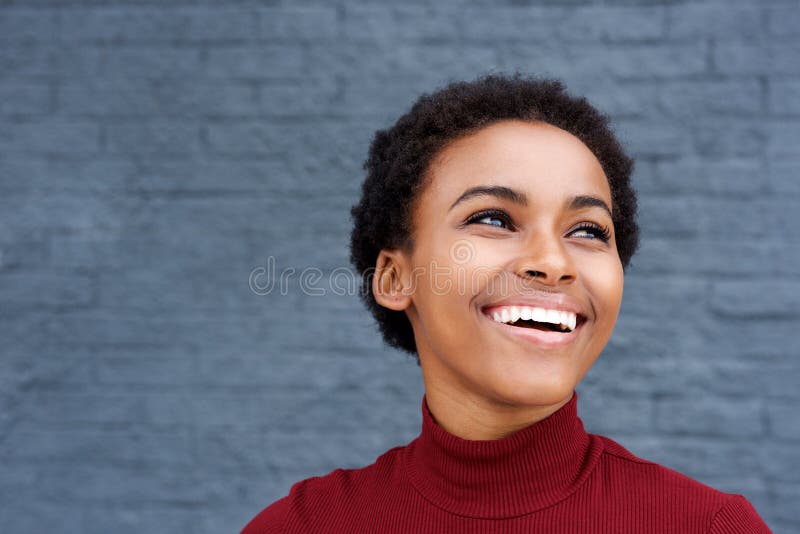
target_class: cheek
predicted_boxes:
[407,257,468,325]
[583,256,624,317]
[412,258,491,338]
[446,243,510,304]
[423,236,489,299]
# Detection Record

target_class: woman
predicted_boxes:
[242,73,771,533]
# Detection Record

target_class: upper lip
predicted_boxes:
[480,293,588,320]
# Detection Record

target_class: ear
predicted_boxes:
[372,248,413,312]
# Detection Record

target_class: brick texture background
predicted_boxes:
[1,1,797,532]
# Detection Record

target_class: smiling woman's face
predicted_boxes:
[375,119,624,437]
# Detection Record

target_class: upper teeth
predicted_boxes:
[489,306,577,331]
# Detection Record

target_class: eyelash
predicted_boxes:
[465,209,612,243]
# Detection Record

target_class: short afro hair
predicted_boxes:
[348,72,639,362]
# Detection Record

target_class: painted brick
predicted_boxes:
[259,7,338,41]
[767,160,800,194]
[767,401,800,441]
[568,42,709,79]
[0,427,195,468]
[621,273,708,318]
[637,196,702,237]
[767,6,800,37]
[701,321,799,370]
[655,396,764,438]
[690,118,767,156]
[634,237,800,276]
[699,198,797,238]
[656,80,763,118]
[0,2,794,532]
[558,6,666,41]
[648,156,765,195]
[0,9,59,43]
[59,79,256,117]
[0,501,85,534]
[766,121,800,157]
[326,43,500,83]
[0,193,124,237]
[768,79,800,115]
[760,444,800,482]
[0,238,49,270]
[0,82,50,115]
[615,119,692,157]
[83,507,198,534]
[205,120,369,164]
[667,4,764,40]
[614,435,762,479]
[0,157,51,193]
[206,45,306,79]
[49,44,103,77]
[31,464,214,503]
[579,393,654,434]
[568,79,656,118]
[100,47,204,78]
[0,119,99,154]
[258,81,339,116]
[710,280,800,317]
[0,271,94,308]
[714,42,800,75]
[459,7,563,42]
[105,121,202,155]
[0,45,54,77]
[770,482,800,523]
[59,7,258,43]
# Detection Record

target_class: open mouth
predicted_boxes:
[482,308,588,350]
[503,317,577,332]
[482,307,586,333]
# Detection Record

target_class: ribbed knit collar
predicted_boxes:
[403,389,602,519]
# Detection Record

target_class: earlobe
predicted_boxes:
[372,250,411,311]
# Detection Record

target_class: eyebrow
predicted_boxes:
[568,194,613,219]
[448,184,612,218]
[448,185,527,210]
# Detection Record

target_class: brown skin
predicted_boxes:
[373,120,624,440]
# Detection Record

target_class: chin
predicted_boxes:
[487,374,578,407]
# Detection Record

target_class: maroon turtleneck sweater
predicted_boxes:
[241,390,771,533]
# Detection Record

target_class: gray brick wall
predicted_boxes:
[0,1,797,532]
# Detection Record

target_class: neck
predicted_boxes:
[422,382,576,441]
[404,388,599,518]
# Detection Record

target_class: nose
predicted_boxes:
[512,230,578,287]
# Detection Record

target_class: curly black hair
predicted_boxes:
[348,72,639,362]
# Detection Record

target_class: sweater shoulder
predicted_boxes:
[240,492,291,534]
[594,434,772,532]
[596,434,731,499]
[240,444,407,534]
[708,493,773,533]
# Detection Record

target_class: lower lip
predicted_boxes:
[480,311,584,348]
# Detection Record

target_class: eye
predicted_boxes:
[570,222,612,243]
[465,209,514,229]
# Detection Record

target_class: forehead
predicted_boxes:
[422,119,611,207]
